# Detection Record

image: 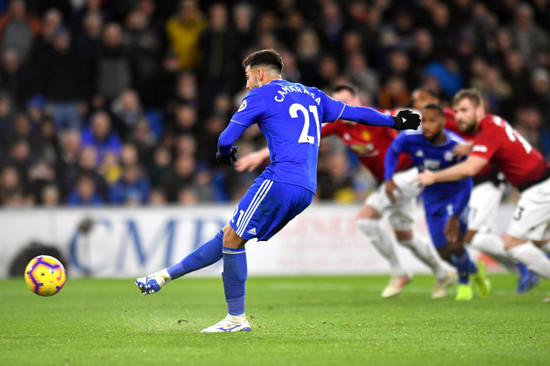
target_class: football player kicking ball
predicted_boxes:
[135,49,420,332]
[411,88,538,293]
[417,89,550,301]
[386,103,491,301]
[236,85,456,299]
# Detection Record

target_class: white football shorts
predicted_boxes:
[365,168,421,231]
[507,177,550,241]
[467,181,505,233]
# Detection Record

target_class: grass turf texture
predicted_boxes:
[1,274,549,366]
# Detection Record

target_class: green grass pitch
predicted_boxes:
[1,274,549,365]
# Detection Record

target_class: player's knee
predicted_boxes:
[222,225,246,249]
[395,230,413,243]
[356,204,381,220]
[502,234,525,251]
[357,218,380,236]
[388,213,413,233]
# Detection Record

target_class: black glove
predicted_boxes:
[216,146,239,166]
[392,110,421,130]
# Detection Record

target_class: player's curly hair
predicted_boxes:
[242,49,283,73]
[453,88,483,108]
[423,103,445,116]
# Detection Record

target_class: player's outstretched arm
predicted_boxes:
[416,155,489,186]
[339,106,420,130]
[235,147,270,172]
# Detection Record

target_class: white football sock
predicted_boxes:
[508,243,550,280]
[469,233,518,274]
[357,219,407,277]
[399,235,450,280]
[227,313,246,323]
[541,242,550,254]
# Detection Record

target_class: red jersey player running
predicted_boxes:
[411,88,538,293]
[417,89,550,301]
[237,85,456,298]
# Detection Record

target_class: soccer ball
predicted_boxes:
[24,255,66,296]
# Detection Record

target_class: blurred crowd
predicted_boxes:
[0,0,549,207]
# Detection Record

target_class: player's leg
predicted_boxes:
[427,211,486,301]
[465,182,536,291]
[356,197,410,298]
[389,201,456,298]
[135,228,225,295]
[504,180,550,282]
[202,178,314,332]
[201,225,252,333]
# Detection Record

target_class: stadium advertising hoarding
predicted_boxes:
[0,204,513,278]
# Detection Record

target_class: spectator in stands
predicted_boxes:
[4,139,32,187]
[1,48,27,109]
[109,164,150,205]
[71,0,110,35]
[27,159,56,205]
[99,152,121,185]
[148,145,171,188]
[41,184,60,207]
[63,145,109,202]
[124,5,162,107]
[0,0,41,63]
[120,143,139,167]
[129,117,157,167]
[29,8,63,64]
[163,154,196,202]
[55,129,81,184]
[510,2,549,62]
[94,22,131,108]
[33,27,85,130]
[198,2,240,107]
[165,0,206,71]
[148,187,166,205]
[232,2,255,57]
[111,89,144,138]
[67,172,104,206]
[0,165,26,207]
[81,111,122,164]
[167,72,199,112]
[73,12,103,103]
[0,93,15,152]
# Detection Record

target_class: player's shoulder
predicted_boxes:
[478,114,509,135]
[402,128,423,137]
[446,129,466,144]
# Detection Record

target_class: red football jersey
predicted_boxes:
[442,107,495,178]
[469,114,549,187]
[321,121,411,183]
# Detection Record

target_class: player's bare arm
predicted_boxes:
[235,147,270,172]
[384,178,401,203]
[452,141,473,159]
[416,155,489,186]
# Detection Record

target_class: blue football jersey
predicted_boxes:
[389,129,473,215]
[230,80,346,193]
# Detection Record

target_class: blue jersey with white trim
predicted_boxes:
[389,129,473,215]
[230,79,345,193]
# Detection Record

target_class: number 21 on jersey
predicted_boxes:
[290,103,321,146]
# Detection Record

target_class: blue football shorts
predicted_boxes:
[229,177,314,241]
[425,203,469,249]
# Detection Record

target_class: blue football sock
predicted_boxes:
[222,246,247,316]
[451,250,478,285]
[167,230,223,280]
